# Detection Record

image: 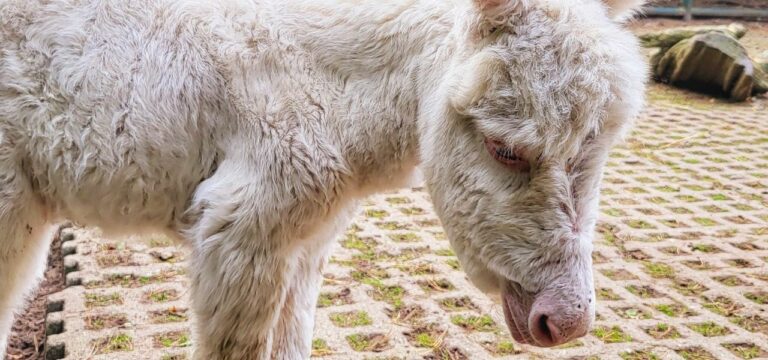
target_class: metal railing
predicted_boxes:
[647,0,768,20]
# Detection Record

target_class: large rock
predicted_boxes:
[654,32,763,101]
[757,51,768,73]
[639,23,747,49]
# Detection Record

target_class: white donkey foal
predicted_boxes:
[0,0,646,358]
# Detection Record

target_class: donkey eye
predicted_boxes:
[484,138,530,171]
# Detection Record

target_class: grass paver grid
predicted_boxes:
[45,92,767,359]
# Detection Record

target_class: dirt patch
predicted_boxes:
[5,228,66,360]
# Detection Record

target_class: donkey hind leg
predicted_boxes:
[271,239,336,359]
[0,176,54,354]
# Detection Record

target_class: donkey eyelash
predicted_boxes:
[484,138,530,171]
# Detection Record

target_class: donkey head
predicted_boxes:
[420,0,646,347]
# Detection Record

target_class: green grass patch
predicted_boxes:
[655,303,695,317]
[645,323,681,339]
[643,262,675,278]
[311,338,333,357]
[597,288,622,301]
[450,315,497,332]
[84,292,123,308]
[364,209,389,219]
[144,289,179,303]
[745,292,768,305]
[153,331,191,348]
[92,333,133,354]
[723,343,766,360]
[592,326,631,343]
[687,321,731,337]
[676,347,716,360]
[388,232,421,242]
[149,308,188,324]
[329,311,372,327]
[621,350,659,360]
[345,333,391,352]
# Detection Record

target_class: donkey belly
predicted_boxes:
[0,0,226,232]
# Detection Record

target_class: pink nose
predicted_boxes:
[529,306,590,347]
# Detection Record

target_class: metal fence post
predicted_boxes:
[683,0,694,21]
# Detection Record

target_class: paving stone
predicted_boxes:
[44,94,768,360]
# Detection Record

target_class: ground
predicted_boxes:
[5,19,768,360]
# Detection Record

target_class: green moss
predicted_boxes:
[603,208,626,217]
[745,292,768,305]
[145,289,179,303]
[592,326,632,343]
[445,259,460,270]
[613,307,652,320]
[367,281,405,308]
[376,221,412,231]
[645,323,681,339]
[329,311,372,327]
[385,196,411,205]
[626,220,656,229]
[482,340,518,355]
[341,234,376,252]
[691,243,719,253]
[450,315,497,332]
[399,207,425,216]
[418,278,455,293]
[687,322,731,337]
[693,217,718,226]
[597,288,622,301]
[676,347,716,360]
[153,331,191,348]
[84,292,123,308]
[409,333,432,348]
[311,338,333,357]
[93,333,133,354]
[317,289,352,308]
[723,343,765,359]
[643,262,675,278]
[345,333,390,352]
[149,309,188,324]
[84,313,128,330]
[621,350,660,360]
[655,303,694,317]
[438,297,477,312]
[388,232,421,242]
[626,285,661,298]
[364,209,389,219]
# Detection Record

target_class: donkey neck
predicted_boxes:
[267,0,461,193]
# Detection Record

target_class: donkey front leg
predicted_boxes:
[185,175,293,359]
[271,241,335,359]
[189,225,294,360]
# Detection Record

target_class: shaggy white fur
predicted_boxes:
[0,0,646,358]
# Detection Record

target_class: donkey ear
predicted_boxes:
[602,0,646,21]
[471,0,526,20]
[449,52,503,112]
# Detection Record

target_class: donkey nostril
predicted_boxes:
[538,315,553,341]
[530,313,563,347]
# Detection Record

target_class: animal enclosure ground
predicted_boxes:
[6,21,768,360]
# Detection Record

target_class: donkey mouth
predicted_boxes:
[501,290,535,345]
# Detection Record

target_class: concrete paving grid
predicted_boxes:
[41,99,768,359]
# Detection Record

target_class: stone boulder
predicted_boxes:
[639,23,747,49]
[654,32,766,101]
